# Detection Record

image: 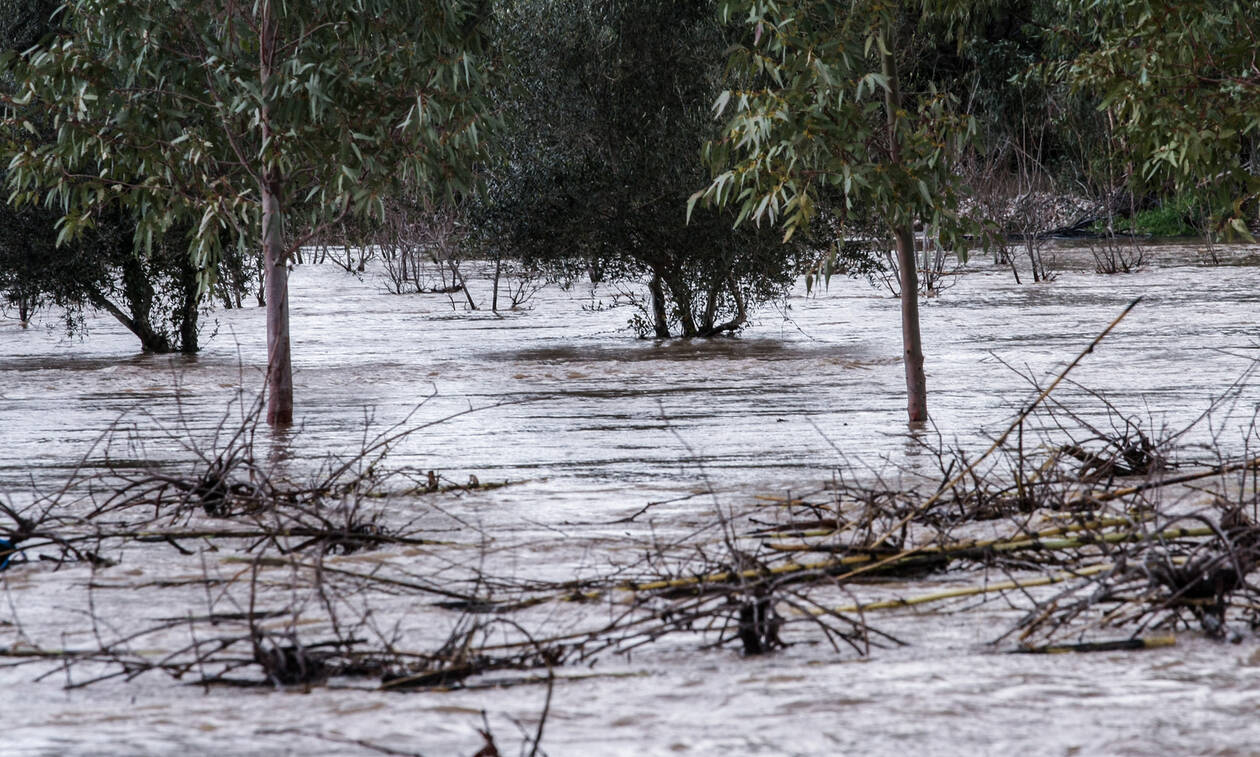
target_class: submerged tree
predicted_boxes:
[478,0,807,338]
[0,205,204,351]
[2,0,494,424]
[0,0,203,350]
[692,0,977,422]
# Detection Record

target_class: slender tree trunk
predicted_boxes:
[648,273,670,338]
[178,249,200,353]
[491,254,502,312]
[452,261,478,310]
[892,226,926,421]
[881,21,928,423]
[260,210,294,421]
[260,2,293,425]
[262,183,293,424]
[215,278,234,310]
[253,240,267,306]
[700,281,719,333]
[666,276,698,337]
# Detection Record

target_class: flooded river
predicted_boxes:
[2,243,1260,755]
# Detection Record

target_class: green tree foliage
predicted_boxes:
[2,0,494,423]
[1057,0,1260,236]
[692,0,979,421]
[0,0,202,350]
[692,1,974,243]
[478,0,808,338]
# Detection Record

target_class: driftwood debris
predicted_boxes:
[2,301,1259,713]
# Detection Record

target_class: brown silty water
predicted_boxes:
[1,241,1259,755]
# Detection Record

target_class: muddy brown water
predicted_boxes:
[2,242,1260,755]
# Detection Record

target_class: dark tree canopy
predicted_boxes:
[477,0,809,338]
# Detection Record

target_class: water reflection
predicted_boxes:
[264,422,299,478]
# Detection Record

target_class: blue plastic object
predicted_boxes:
[0,538,15,571]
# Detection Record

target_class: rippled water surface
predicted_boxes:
[3,243,1260,755]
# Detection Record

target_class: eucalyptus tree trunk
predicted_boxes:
[259,1,293,425]
[261,176,292,424]
[880,21,928,423]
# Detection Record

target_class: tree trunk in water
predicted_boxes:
[116,238,175,354]
[255,254,266,307]
[262,184,292,424]
[491,255,501,312]
[699,281,720,333]
[87,289,173,354]
[881,21,928,423]
[178,249,200,354]
[665,275,698,337]
[893,226,926,421]
[648,273,670,338]
[260,2,292,425]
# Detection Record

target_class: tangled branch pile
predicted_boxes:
[2,364,1259,706]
